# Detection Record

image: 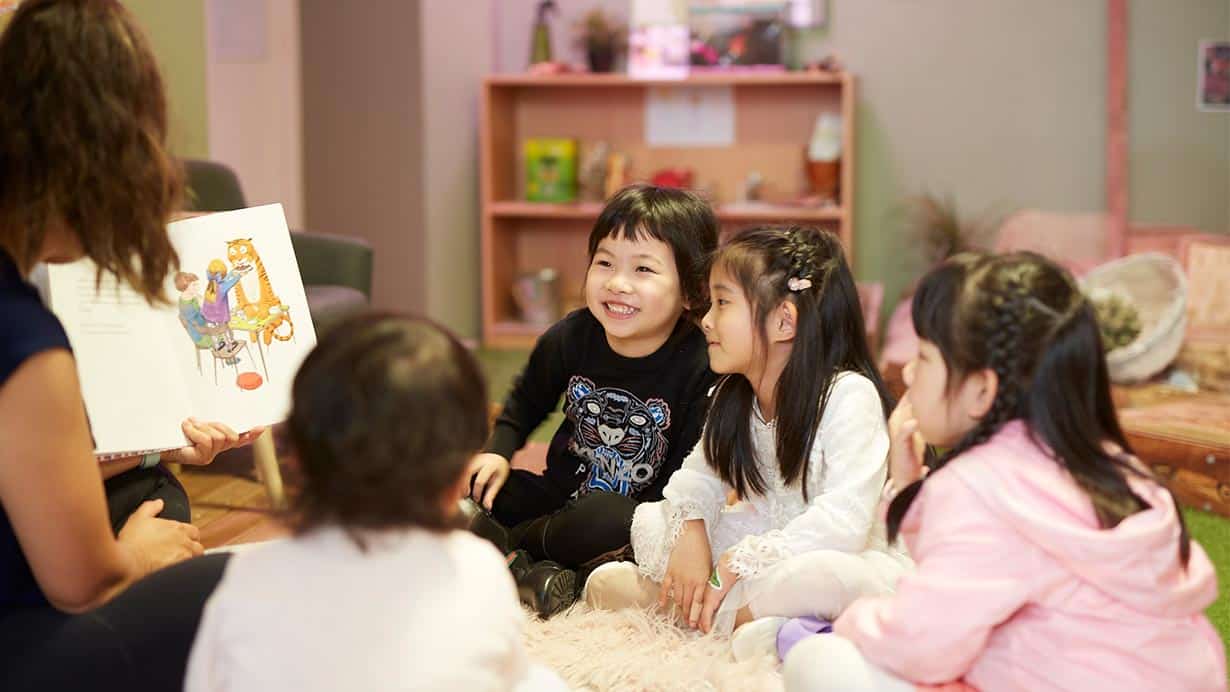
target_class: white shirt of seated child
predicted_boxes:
[186,527,567,692]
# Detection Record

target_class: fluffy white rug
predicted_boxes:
[523,604,782,691]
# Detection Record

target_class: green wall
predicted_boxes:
[124,0,209,159]
[792,1,1107,324]
[1128,0,1228,235]
[793,0,1230,327]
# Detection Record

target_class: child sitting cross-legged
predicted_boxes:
[784,252,1225,691]
[585,226,912,642]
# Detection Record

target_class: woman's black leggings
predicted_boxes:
[105,464,191,533]
[0,552,230,692]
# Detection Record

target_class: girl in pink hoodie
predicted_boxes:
[784,252,1225,692]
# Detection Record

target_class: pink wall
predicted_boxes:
[205,0,304,228]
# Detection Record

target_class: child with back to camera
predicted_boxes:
[186,314,567,692]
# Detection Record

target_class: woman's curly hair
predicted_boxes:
[0,0,182,303]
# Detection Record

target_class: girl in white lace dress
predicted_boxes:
[584,226,911,638]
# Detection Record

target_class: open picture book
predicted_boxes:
[46,204,317,456]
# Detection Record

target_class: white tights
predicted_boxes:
[783,634,914,692]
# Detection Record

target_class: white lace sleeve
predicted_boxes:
[660,437,727,530]
[726,374,889,580]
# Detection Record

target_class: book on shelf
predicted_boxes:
[524,138,578,202]
[46,204,317,457]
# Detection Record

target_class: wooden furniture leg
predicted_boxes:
[252,428,285,508]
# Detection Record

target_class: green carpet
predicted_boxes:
[1187,508,1230,656]
[475,348,1230,656]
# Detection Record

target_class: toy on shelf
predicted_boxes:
[802,54,845,74]
[512,268,561,326]
[805,113,842,204]
[529,0,557,66]
[604,152,629,200]
[649,167,694,190]
[741,171,765,202]
[579,141,610,201]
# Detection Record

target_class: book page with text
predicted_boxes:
[46,262,193,455]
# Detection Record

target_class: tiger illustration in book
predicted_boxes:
[226,238,295,345]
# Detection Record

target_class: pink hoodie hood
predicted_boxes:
[946,421,1218,619]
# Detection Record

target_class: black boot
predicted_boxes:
[515,560,578,618]
[457,497,510,554]
[506,549,533,581]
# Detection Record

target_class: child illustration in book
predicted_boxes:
[175,272,214,349]
[201,258,247,363]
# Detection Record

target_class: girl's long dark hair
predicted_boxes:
[703,226,893,500]
[886,252,1190,567]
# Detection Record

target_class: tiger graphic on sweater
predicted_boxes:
[564,376,670,496]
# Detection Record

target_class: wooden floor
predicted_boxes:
[178,467,288,550]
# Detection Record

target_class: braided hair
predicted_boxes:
[886,252,1191,567]
[703,226,893,501]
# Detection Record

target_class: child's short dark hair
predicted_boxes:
[287,313,489,537]
[0,0,183,304]
[587,184,719,317]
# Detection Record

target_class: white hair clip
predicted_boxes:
[787,277,812,292]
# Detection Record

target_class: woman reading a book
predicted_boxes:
[0,2,256,689]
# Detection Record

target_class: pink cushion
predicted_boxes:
[856,281,884,354]
[995,210,1112,276]
[880,299,917,369]
[510,441,549,474]
[1180,233,1230,341]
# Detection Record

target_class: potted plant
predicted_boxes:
[575,9,626,73]
[901,192,1001,270]
[879,193,1003,387]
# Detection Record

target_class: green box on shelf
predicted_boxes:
[524,138,577,202]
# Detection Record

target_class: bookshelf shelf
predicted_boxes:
[479,72,856,347]
[489,200,843,223]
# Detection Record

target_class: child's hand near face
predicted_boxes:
[661,518,713,628]
[889,360,928,488]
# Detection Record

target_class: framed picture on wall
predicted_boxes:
[1197,40,1230,111]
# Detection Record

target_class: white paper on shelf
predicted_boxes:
[645,85,735,148]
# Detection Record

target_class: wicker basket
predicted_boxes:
[1082,253,1188,384]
